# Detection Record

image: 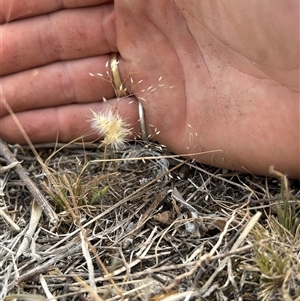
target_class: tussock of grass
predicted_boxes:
[244,171,300,301]
[1,141,300,301]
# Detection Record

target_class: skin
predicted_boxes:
[0,0,299,178]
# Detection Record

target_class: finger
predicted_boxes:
[0,98,140,144]
[0,0,113,23]
[1,55,116,118]
[1,4,116,76]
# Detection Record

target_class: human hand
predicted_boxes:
[1,0,299,177]
[0,0,141,141]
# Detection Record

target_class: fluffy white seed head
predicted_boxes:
[90,108,131,150]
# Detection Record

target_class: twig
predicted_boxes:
[0,138,58,223]
[7,243,82,291]
[0,208,20,231]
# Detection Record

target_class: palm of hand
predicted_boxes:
[115,1,299,176]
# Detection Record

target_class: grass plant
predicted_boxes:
[244,170,300,301]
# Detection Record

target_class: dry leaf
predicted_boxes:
[212,218,228,232]
[153,211,172,224]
